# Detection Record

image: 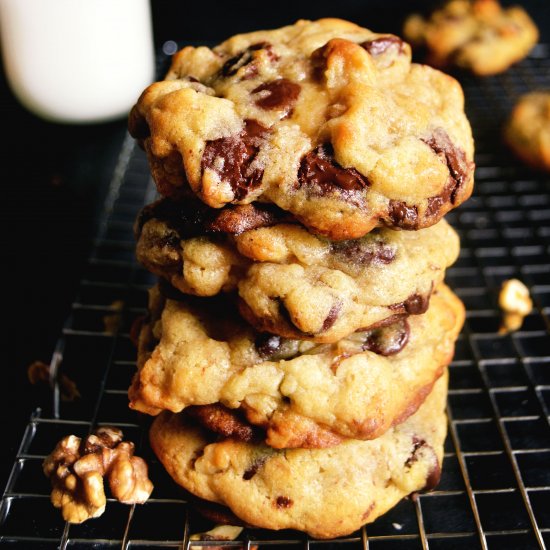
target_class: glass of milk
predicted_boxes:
[0,0,155,123]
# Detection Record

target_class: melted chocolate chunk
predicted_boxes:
[298,144,369,193]
[256,333,283,359]
[202,119,268,201]
[388,200,419,229]
[252,78,301,115]
[208,203,291,234]
[243,456,268,480]
[422,128,472,204]
[186,404,257,442]
[362,318,410,356]
[275,496,293,508]
[426,194,446,218]
[137,198,290,240]
[221,42,277,78]
[361,36,405,56]
[331,238,396,266]
[321,301,342,332]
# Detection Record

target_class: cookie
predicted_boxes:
[128,18,474,240]
[149,369,448,539]
[135,198,459,342]
[504,91,550,172]
[129,284,464,447]
[403,0,538,75]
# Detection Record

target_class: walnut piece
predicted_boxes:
[498,278,533,334]
[27,360,81,402]
[43,427,153,523]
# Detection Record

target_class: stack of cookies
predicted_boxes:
[127,18,474,539]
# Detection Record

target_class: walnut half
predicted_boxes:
[43,427,153,523]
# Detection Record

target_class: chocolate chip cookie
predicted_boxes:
[149,369,448,539]
[129,284,464,447]
[504,91,550,171]
[404,0,538,75]
[135,198,459,342]
[129,18,474,240]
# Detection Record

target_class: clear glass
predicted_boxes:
[0,0,155,123]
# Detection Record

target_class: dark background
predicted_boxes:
[1,0,549,488]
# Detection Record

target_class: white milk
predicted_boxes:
[0,0,155,123]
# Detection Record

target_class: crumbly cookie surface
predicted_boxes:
[129,18,474,240]
[136,198,460,342]
[129,284,463,447]
[504,91,550,171]
[149,370,448,539]
[403,0,538,75]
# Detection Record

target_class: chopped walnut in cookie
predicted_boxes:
[498,278,533,334]
[43,427,153,523]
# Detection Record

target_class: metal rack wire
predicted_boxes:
[1,46,549,550]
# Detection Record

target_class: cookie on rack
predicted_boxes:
[149,369,449,539]
[129,284,464,448]
[403,0,539,75]
[136,198,460,342]
[128,18,474,240]
[504,91,550,171]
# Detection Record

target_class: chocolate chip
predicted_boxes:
[275,496,293,508]
[388,200,419,229]
[362,318,410,356]
[331,238,396,266]
[422,128,473,204]
[252,78,301,116]
[402,293,430,315]
[360,36,405,56]
[405,436,426,468]
[243,456,268,480]
[202,119,268,201]
[221,42,277,78]
[298,144,369,193]
[255,333,283,359]
[321,301,342,332]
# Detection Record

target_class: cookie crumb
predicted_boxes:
[498,278,532,333]
[190,525,244,550]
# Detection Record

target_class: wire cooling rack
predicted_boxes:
[1,45,550,550]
